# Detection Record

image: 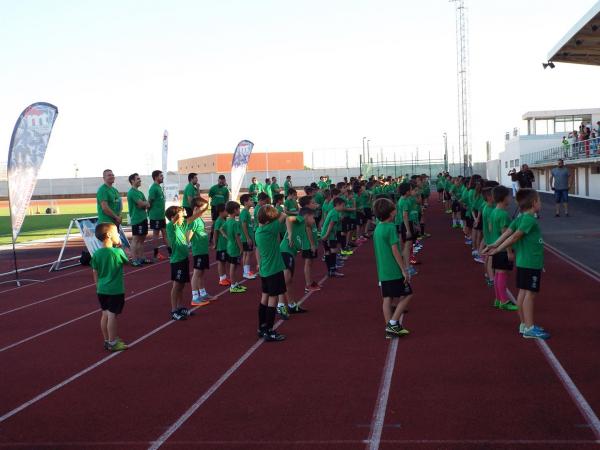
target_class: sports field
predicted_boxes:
[0,194,598,449]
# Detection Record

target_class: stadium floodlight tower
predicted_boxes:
[450,0,472,176]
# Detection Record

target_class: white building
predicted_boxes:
[497,108,600,199]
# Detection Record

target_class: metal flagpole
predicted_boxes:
[7,197,20,287]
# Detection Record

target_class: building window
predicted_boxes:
[515,158,519,167]
[509,160,514,168]
[505,161,508,168]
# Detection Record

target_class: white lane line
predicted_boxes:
[506,290,600,440]
[0,278,232,424]
[366,314,405,450]
[147,275,330,450]
[0,261,168,317]
[544,243,600,284]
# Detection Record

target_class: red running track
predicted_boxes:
[0,196,599,449]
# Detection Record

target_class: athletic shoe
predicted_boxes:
[337,255,348,261]
[328,271,345,277]
[103,340,110,351]
[131,260,143,267]
[264,329,286,342]
[311,281,322,288]
[304,284,321,293]
[340,249,354,256]
[243,272,257,280]
[200,293,214,302]
[385,323,410,337]
[523,325,550,340]
[499,301,518,311]
[519,323,526,335]
[257,327,267,338]
[108,340,128,352]
[493,299,500,308]
[219,278,232,286]
[156,253,167,261]
[445,209,452,214]
[230,285,246,294]
[408,267,418,276]
[141,258,154,264]
[178,307,195,317]
[289,304,308,314]
[473,256,485,264]
[171,310,187,321]
[191,298,211,307]
[277,304,290,319]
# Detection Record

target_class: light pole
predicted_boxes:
[367,140,371,166]
[443,132,448,172]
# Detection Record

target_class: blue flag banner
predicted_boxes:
[230,140,254,201]
[7,102,58,241]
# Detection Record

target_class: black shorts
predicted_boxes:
[131,220,148,236]
[227,254,241,265]
[170,258,190,283]
[242,241,254,252]
[314,215,322,228]
[400,222,416,242]
[149,219,166,230]
[210,206,219,222]
[364,208,373,220]
[460,207,467,220]
[452,200,461,213]
[437,188,444,193]
[98,293,125,315]
[473,214,483,231]
[356,211,366,226]
[516,267,542,293]
[341,216,352,232]
[380,279,413,298]
[193,254,210,270]
[281,251,295,275]
[261,271,287,296]
[443,191,452,201]
[465,216,474,228]
[302,249,318,259]
[322,239,338,253]
[184,207,194,218]
[216,250,227,262]
[492,251,514,271]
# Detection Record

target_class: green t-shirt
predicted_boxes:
[276,205,286,235]
[302,223,318,251]
[253,204,263,236]
[166,221,189,263]
[280,215,306,255]
[90,247,128,295]
[490,207,510,244]
[408,196,420,223]
[187,217,209,256]
[321,209,340,241]
[147,183,166,221]
[214,216,228,252]
[509,213,544,270]
[373,221,404,283]
[481,203,495,245]
[271,183,281,196]
[255,220,286,277]
[209,184,229,206]
[264,184,273,200]
[283,180,292,197]
[248,183,260,203]
[239,207,254,242]
[317,180,328,190]
[284,198,298,214]
[395,196,410,225]
[224,218,242,257]
[127,187,148,225]
[182,183,198,208]
[314,191,325,207]
[347,193,357,219]
[96,184,122,224]
[321,200,333,221]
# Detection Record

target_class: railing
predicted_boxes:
[521,138,600,166]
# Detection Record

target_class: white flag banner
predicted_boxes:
[230,140,254,201]
[162,130,168,184]
[7,102,59,241]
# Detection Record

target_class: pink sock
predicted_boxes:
[496,272,508,303]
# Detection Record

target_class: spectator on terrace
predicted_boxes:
[508,168,519,197]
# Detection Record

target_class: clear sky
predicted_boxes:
[1,0,599,178]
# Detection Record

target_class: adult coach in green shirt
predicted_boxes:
[182,172,200,218]
[127,173,151,266]
[148,169,169,261]
[248,177,262,205]
[208,174,230,244]
[97,169,123,225]
[283,175,293,197]
[270,176,281,197]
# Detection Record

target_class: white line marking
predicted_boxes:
[366,314,404,450]
[0,261,167,317]
[544,243,600,283]
[147,275,329,450]
[506,290,600,440]
[0,277,230,424]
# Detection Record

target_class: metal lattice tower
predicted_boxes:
[451,0,471,176]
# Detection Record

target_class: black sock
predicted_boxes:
[153,247,159,257]
[258,303,267,329]
[266,306,277,330]
[167,246,172,256]
[327,253,336,271]
[420,224,425,235]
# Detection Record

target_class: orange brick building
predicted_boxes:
[178,152,304,174]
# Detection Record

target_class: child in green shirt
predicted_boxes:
[213,204,229,286]
[320,197,345,277]
[484,188,548,340]
[186,197,212,306]
[372,197,413,338]
[91,222,129,352]
[255,205,288,341]
[165,206,192,321]
[239,194,257,280]
[273,194,286,240]
[223,201,246,293]
[299,195,320,293]
[284,188,299,216]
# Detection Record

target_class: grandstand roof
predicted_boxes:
[547,1,600,66]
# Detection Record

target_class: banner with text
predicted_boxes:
[230,140,254,201]
[7,102,59,241]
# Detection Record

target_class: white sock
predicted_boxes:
[192,290,199,299]
[278,302,285,307]
[289,302,296,308]
[389,320,398,325]
[243,264,250,274]
[219,274,226,281]
[200,288,207,296]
